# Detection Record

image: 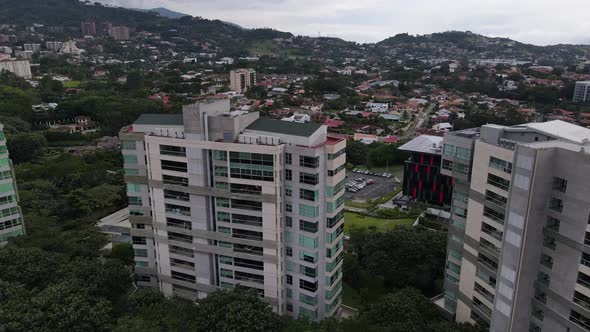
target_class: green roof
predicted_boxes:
[134,114,183,126]
[246,118,322,137]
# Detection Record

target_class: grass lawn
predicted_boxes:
[63,80,81,88]
[374,187,403,205]
[345,199,372,209]
[344,212,414,235]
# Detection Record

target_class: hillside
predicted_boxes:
[133,7,190,19]
[0,0,587,61]
[376,31,589,62]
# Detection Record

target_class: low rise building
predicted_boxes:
[398,135,453,206]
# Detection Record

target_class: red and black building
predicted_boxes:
[398,135,453,206]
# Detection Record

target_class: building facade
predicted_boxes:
[574,81,590,103]
[399,135,453,206]
[120,99,344,320]
[0,59,32,79]
[23,43,41,53]
[230,69,256,94]
[81,21,97,35]
[109,26,130,40]
[436,120,590,332]
[0,124,25,244]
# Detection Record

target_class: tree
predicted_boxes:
[360,288,485,332]
[0,281,112,332]
[195,287,283,331]
[38,76,64,102]
[6,133,48,164]
[0,246,66,288]
[363,288,440,330]
[109,242,134,265]
[116,287,282,331]
[358,227,447,295]
[124,71,145,91]
[345,140,369,165]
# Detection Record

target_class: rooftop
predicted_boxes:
[520,120,590,144]
[398,135,444,154]
[134,114,183,126]
[246,117,322,137]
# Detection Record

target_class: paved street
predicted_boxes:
[399,103,435,140]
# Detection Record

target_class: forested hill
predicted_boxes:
[375,31,590,62]
[0,0,587,61]
[0,0,293,54]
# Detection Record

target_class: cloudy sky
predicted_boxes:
[100,0,590,45]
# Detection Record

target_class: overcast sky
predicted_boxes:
[101,0,590,45]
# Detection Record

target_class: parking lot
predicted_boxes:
[345,169,400,201]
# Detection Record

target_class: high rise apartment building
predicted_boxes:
[0,124,25,244]
[109,26,130,41]
[120,99,345,320]
[436,120,590,332]
[80,21,97,35]
[230,69,256,94]
[574,81,590,103]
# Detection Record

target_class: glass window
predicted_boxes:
[443,144,455,156]
[128,196,143,206]
[213,150,227,161]
[121,140,136,150]
[299,220,318,233]
[549,197,563,213]
[489,157,513,174]
[299,172,318,185]
[0,182,14,194]
[299,189,318,202]
[299,156,319,168]
[286,216,292,227]
[456,147,471,160]
[299,235,319,249]
[160,145,186,157]
[127,183,142,193]
[552,177,567,193]
[299,204,319,218]
[123,154,138,165]
[215,166,228,177]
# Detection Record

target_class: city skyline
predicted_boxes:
[97,0,590,46]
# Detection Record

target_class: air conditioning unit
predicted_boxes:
[238,134,259,144]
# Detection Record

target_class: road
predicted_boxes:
[399,103,435,140]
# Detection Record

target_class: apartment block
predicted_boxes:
[23,43,41,53]
[109,26,130,41]
[0,59,31,79]
[436,120,590,332]
[81,21,96,35]
[574,81,590,103]
[120,99,345,320]
[230,69,256,94]
[0,124,25,244]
